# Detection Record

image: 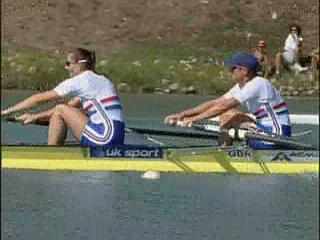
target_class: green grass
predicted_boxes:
[1,44,318,96]
[1,45,230,94]
[1,48,67,90]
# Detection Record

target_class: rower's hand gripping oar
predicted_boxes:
[184,121,246,140]
[176,121,315,150]
[3,115,50,126]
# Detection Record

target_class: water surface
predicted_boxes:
[1,90,319,240]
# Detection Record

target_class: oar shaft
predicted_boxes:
[190,122,315,150]
[4,116,316,149]
[127,127,219,139]
[245,131,315,150]
[4,116,50,126]
[4,117,219,139]
[210,114,320,125]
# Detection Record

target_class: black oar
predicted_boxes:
[3,116,220,139]
[126,126,220,139]
[245,131,315,150]
[190,122,316,150]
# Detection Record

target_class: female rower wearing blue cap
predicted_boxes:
[164,53,291,149]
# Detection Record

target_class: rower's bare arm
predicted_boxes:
[1,90,60,116]
[15,111,49,125]
[179,98,222,117]
[185,98,239,123]
[17,97,81,125]
[67,97,81,107]
[164,98,222,124]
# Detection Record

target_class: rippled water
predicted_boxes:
[2,170,319,240]
[1,90,319,240]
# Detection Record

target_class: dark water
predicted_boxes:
[2,170,319,240]
[1,90,319,240]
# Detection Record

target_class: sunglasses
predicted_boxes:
[65,61,74,67]
[231,65,247,72]
[65,59,88,67]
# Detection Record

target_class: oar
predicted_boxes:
[189,122,316,150]
[198,124,316,150]
[126,126,220,139]
[3,116,220,139]
[3,116,50,126]
[3,116,315,149]
[291,130,312,138]
[210,114,320,125]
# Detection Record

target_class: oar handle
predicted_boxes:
[3,116,50,126]
[191,123,248,140]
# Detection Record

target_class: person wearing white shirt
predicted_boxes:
[1,48,125,146]
[164,53,291,149]
[275,23,308,75]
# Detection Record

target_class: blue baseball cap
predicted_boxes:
[225,53,261,72]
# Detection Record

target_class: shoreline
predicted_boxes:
[2,47,319,97]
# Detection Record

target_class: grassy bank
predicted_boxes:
[1,45,319,96]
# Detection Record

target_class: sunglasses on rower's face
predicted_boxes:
[65,59,88,67]
[65,61,74,67]
[231,65,247,72]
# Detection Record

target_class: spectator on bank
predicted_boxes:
[251,40,274,77]
[310,48,319,69]
[275,23,308,75]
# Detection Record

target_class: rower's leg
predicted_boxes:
[48,104,87,145]
[218,108,256,147]
[219,108,255,129]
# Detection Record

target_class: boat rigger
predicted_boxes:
[2,145,319,174]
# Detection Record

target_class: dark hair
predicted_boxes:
[289,23,301,35]
[71,48,96,71]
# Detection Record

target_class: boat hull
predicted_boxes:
[2,146,319,174]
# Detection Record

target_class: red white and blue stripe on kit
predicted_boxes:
[80,96,124,146]
[83,96,122,115]
[254,101,288,119]
[249,101,291,149]
[253,101,289,134]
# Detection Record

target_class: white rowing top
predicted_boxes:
[223,76,290,127]
[54,70,116,100]
[54,70,124,122]
[224,76,282,112]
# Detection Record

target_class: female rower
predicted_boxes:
[164,53,291,149]
[1,48,125,146]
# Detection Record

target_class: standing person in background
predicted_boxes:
[164,53,291,149]
[275,23,308,75]
[1,48,125,146]
[251,39,274,77]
